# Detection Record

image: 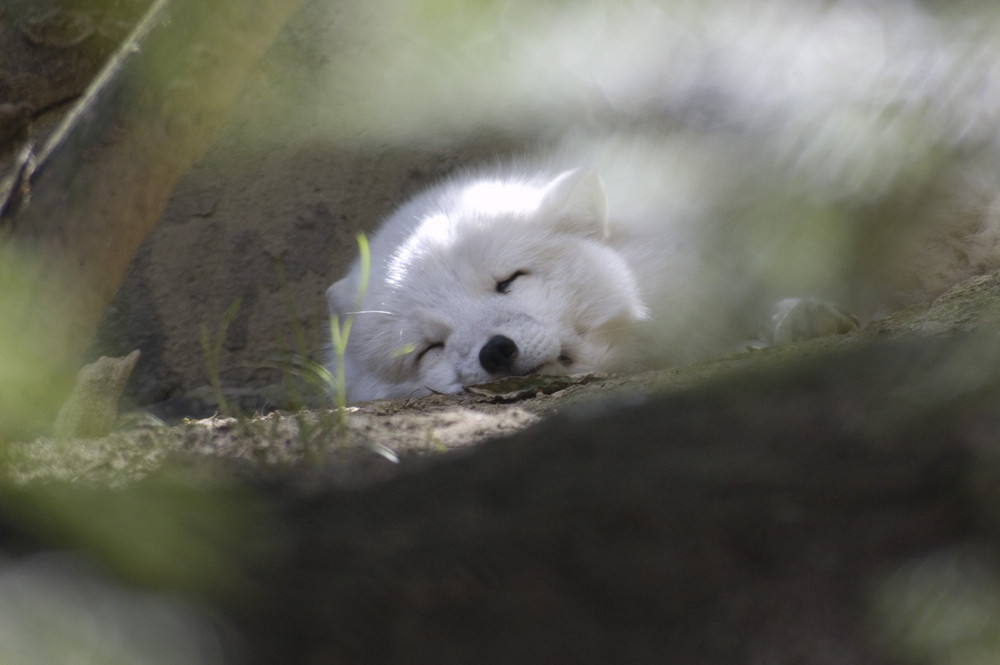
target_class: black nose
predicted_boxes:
[479,334,519,374]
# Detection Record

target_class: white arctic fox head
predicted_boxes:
[327,167,647,402]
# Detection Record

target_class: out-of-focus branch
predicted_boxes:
[0,0,304,369]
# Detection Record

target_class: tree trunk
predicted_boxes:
[0,0,304,371]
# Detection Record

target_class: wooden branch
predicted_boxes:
[0,0,304,369]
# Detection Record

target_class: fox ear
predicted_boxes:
[326,277,355,317]
[537,168,608,238]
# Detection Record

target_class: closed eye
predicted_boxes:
[496,270,528,294]
[416,342,444,363]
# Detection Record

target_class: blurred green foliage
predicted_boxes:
[0,246,75,444]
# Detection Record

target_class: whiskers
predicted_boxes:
[342,309,396,317]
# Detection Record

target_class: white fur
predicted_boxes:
[328,137,1000,402]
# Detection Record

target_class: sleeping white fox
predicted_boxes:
[327,137,1000,402]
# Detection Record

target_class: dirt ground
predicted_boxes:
[10,268,1000,487]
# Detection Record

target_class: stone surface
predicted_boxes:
[54,350,140,439]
